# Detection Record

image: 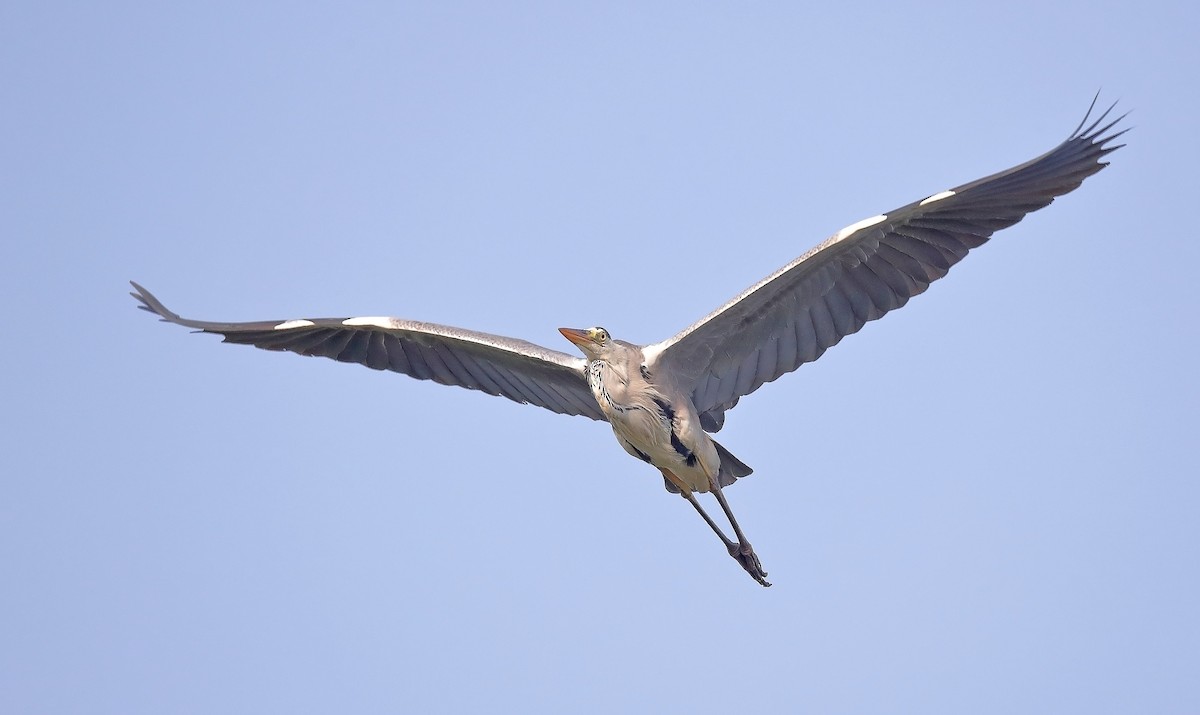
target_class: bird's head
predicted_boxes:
[558,326,613,360]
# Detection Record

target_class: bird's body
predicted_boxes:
[132,97,1126,587]
[575,334,724,495]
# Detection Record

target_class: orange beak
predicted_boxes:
[558,327,593,349]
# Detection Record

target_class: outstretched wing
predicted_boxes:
[131,282,606,421]
[645,98,1127,432]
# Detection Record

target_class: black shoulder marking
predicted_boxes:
[669,431,696,466]
[652,397,675,422]
[625,440,653,463]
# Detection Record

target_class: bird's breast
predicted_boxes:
[588,360,710,480]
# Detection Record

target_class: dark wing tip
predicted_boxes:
[1071,95,1132,150]
[130,280,176,321]
[1071,90,1104,136]
[130,281,207,333]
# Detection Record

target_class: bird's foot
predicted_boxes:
[728,541,771,587]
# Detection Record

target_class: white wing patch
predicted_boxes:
[919,189,956,206]
[342,316,398,329]
[274,319,316,330]
[834,214,887,241]
[640,342,667,369]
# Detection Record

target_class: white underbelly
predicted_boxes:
[605,401,715,492]
[608,406,672,461]
[586,361,716,492]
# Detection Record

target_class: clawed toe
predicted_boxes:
[728,541,771,587]
[681,488,771,586]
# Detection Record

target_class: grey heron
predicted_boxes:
[132,98,1125,587]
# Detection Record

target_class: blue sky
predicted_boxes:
[3,2,1198,713]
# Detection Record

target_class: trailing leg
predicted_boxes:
[662,468,771,587]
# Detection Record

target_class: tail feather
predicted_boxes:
[714,440,753,488]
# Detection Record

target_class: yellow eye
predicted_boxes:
[593,327,609,342]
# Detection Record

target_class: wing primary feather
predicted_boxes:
[334,331,371,364]
[795,308,818,363]
[756,339,779,387]
[506,368,567,413]
[428,343,480,389]
[313,330,355,360]
[809,300,839,353]
[449,350,508,397]
[384,336,412,374]
[644,98,1125,424]
[365,331,389,370]
[874,242,930,284]
[1068,92,1103,137]
[821,285,861,337]
[396,337,436,380]
[472,359,535,404]
[776,317,798,373]
[838,266,885,323]
[856,260,904,313]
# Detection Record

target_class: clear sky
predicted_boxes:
[3,2,1197,713]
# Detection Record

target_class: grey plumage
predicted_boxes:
[132,97,1126,586]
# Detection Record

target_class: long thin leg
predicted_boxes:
[710,484,770,586]
[665,468,771,587]
[711,484,751,547]
[681,490,736,549]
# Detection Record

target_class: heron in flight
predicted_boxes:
[133,98,1125,587]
